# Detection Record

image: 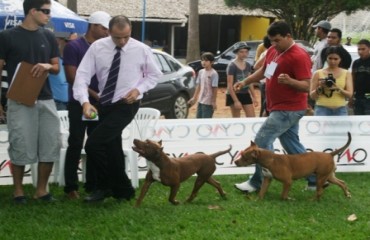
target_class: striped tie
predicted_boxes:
[100,46,121,106]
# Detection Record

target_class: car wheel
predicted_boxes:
[165,93,189,119]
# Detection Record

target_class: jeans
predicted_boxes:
[196,103,214,118]
[64,102,98,194]
[354,97,370,115]
[314,105,347,116]
[248,110,313,189]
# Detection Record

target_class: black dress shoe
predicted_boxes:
[84,189,112,203]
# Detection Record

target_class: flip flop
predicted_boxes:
[36,193,57,202]
[13,196,27,204]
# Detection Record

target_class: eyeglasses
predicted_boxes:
[36,8,51,15]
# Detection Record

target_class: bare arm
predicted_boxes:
[234,66,265,91]
[277,73,310,92]
[211,87,218,110]
[188,84,200,106]
[31,57,59,77]
[309,71,322,100]
[338,71,353,98]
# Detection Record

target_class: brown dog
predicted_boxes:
[132,139,230,206]
[234,132,352,200]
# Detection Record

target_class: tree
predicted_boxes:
[224,0,370,41]
[67,0,77,13]
[186,0,200,63]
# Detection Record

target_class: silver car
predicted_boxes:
[140,49,196,119]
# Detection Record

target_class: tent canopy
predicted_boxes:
[0,0,88,34]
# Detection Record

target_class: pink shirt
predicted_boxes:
[73,37,162,105]
[197,68,219,105]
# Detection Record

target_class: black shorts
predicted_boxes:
[226,93,252,106]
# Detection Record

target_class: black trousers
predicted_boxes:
[64,101,98,193]
[84,101,139,198]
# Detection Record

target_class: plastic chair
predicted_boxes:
[123,108,160,188]
[30,110,69,188]
[47,110,70,185]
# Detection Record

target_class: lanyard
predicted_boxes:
[272,42,296,63]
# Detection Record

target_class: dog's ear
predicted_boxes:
[251,141,256,147]
[158,140,163,146]
[251,149,259,159]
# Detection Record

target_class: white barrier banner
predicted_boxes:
[0,116,369,185]
[128,116,370,177]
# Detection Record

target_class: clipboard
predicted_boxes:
[6,61,48,107]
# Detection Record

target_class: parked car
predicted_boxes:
[188,40,314,85]
[140,49,196,119]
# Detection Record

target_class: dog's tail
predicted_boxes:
[330,132,351,157]
[209,145,232,165]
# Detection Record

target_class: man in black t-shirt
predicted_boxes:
[0,0,60,204]
[350,39,370,115]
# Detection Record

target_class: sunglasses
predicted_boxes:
[36,8,51,15]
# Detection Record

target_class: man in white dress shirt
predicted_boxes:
[73,15,162,202]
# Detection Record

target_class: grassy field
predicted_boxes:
[0,173,369,240]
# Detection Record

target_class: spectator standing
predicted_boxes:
[73,15,162,202]
[350,39,370,115]
[253,36,272,117]
[233,21,312,193]
[311,20,331,73]
[48,32,71,110]
[188,52,218,118]
[0,0,60,203]
[62,11,111,199]
[310,46,353,116]
[320,28,352,70]
[345,37,352,46]
[226,42,257,118]
[254,37,267,63]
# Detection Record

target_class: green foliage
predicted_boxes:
[225,0,370,40]
[1,173,370,239]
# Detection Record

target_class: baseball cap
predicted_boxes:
[232,42,251,53]
[88,11,111,29]
[312,20,331,30]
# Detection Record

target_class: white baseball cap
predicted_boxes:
[88,11,111,29]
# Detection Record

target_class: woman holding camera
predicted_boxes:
[310,46,353,115]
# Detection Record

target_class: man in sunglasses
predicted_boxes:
[0,0,60,204]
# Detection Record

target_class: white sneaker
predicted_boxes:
[234,180,257,193]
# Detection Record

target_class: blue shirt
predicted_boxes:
[49,57,68,102]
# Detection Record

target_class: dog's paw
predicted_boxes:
[170,200,180,205]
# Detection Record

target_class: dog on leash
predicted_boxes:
[132,139,231,206]
[234,132,352,200]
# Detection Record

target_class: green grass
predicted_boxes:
[1,173,370,240]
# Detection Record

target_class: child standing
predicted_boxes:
[226,42,258,118]
[188,52,219,118]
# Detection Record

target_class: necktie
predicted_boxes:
[100,46,121,106]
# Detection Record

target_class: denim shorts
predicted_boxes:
[314,105,347,116]
[7,99,61,165]
[196,103,214,118]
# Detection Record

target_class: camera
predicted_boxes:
[324,73,336,88]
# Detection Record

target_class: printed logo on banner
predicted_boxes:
[155,122,251,139]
